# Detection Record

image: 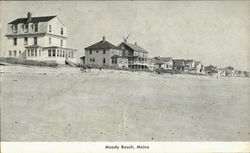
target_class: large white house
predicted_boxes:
[5,12,77,64]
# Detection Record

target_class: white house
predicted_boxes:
[5,12,77,64]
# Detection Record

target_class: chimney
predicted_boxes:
[102,36,106,42]
[27,12,32,22]
[135,42,137,45]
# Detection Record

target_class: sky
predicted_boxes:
[0,1,250,71]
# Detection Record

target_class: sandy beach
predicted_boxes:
[1,65,250,141]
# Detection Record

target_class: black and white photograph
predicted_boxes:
[0,0,250,152]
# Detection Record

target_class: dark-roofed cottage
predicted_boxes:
[5,12,78,64]
[84,37,128,68]
[118,42,149,70]
[152,57,174,70]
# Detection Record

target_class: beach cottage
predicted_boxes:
[84,37,127,68]
[152,57,174,70]
[173,59,185,71]
[205,65,218,76]
[118,42,149,70]
[5,12,77,64]
[184,60,195,72]
[194,61,205,74]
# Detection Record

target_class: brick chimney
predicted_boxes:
[102,36,106,42]
[27,12,32,22]
[135,42,137,45]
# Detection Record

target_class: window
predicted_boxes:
[24,37,28,45]
[34,23,38,32]
[103,58,106,64]
[103,49,106,54]
[60,40,63,47]
[112,58,117,64]
[34,37,37,45]
[19,50,21,54]
[89,50,92,54]
[13,50,17,56]
[96,50,99,53]
[31,50,34,56]
[48,49,51,57]
[13,24,18,33]
[13,38,17,45]
[49,38,51,45]
[49,25,51,32]
[93,58,95,62]
[61,27,63,35]
[35,49,37,56]
[28,50,30,56]
[57,50,59,57]
[39,50,41,56]
[71,51,73,58]
[9,51,12,57]
[52,49,56,57]
[24,23,28,33]
[63,50,65,57]
[60,50,62,57]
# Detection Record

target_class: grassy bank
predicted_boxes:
[0,57,58,67]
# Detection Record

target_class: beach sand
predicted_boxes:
[1,65,250,141]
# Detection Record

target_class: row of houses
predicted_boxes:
[205,65,250,77]
[4,12,249,77]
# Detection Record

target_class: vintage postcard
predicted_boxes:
[0,0,250,153]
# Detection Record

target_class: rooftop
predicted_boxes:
[121,42,148,53]
[9,16,56,24]
[85,37,120,50]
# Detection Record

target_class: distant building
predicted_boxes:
[152,57,173,70]
[205,65,218,76]
[217,68,226,77]
[184,59,195,72]
[118,42,148,70]
[5,12,77,64]
[173,59,185,71]
[84,37,128,68]
[194,61,205,74]
[224,66,234,77]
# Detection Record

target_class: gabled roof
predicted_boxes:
[173,59,185,66]
[9,16,56,24]
[158,57,173,62]
[85,40,120,50]
[225,66,234,70]
[195,61,201,66]
[153,57,173,64]
[184,59,195,65]
[121,42,148,53]
[205,65,217,70]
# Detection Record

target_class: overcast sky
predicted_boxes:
[1,1,249,70]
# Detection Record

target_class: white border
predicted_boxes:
[1,142,250,153]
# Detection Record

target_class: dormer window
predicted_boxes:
[61,27,63,35]
[49,25,51,32]
[23,23,28,33]
[13,24,18,33]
